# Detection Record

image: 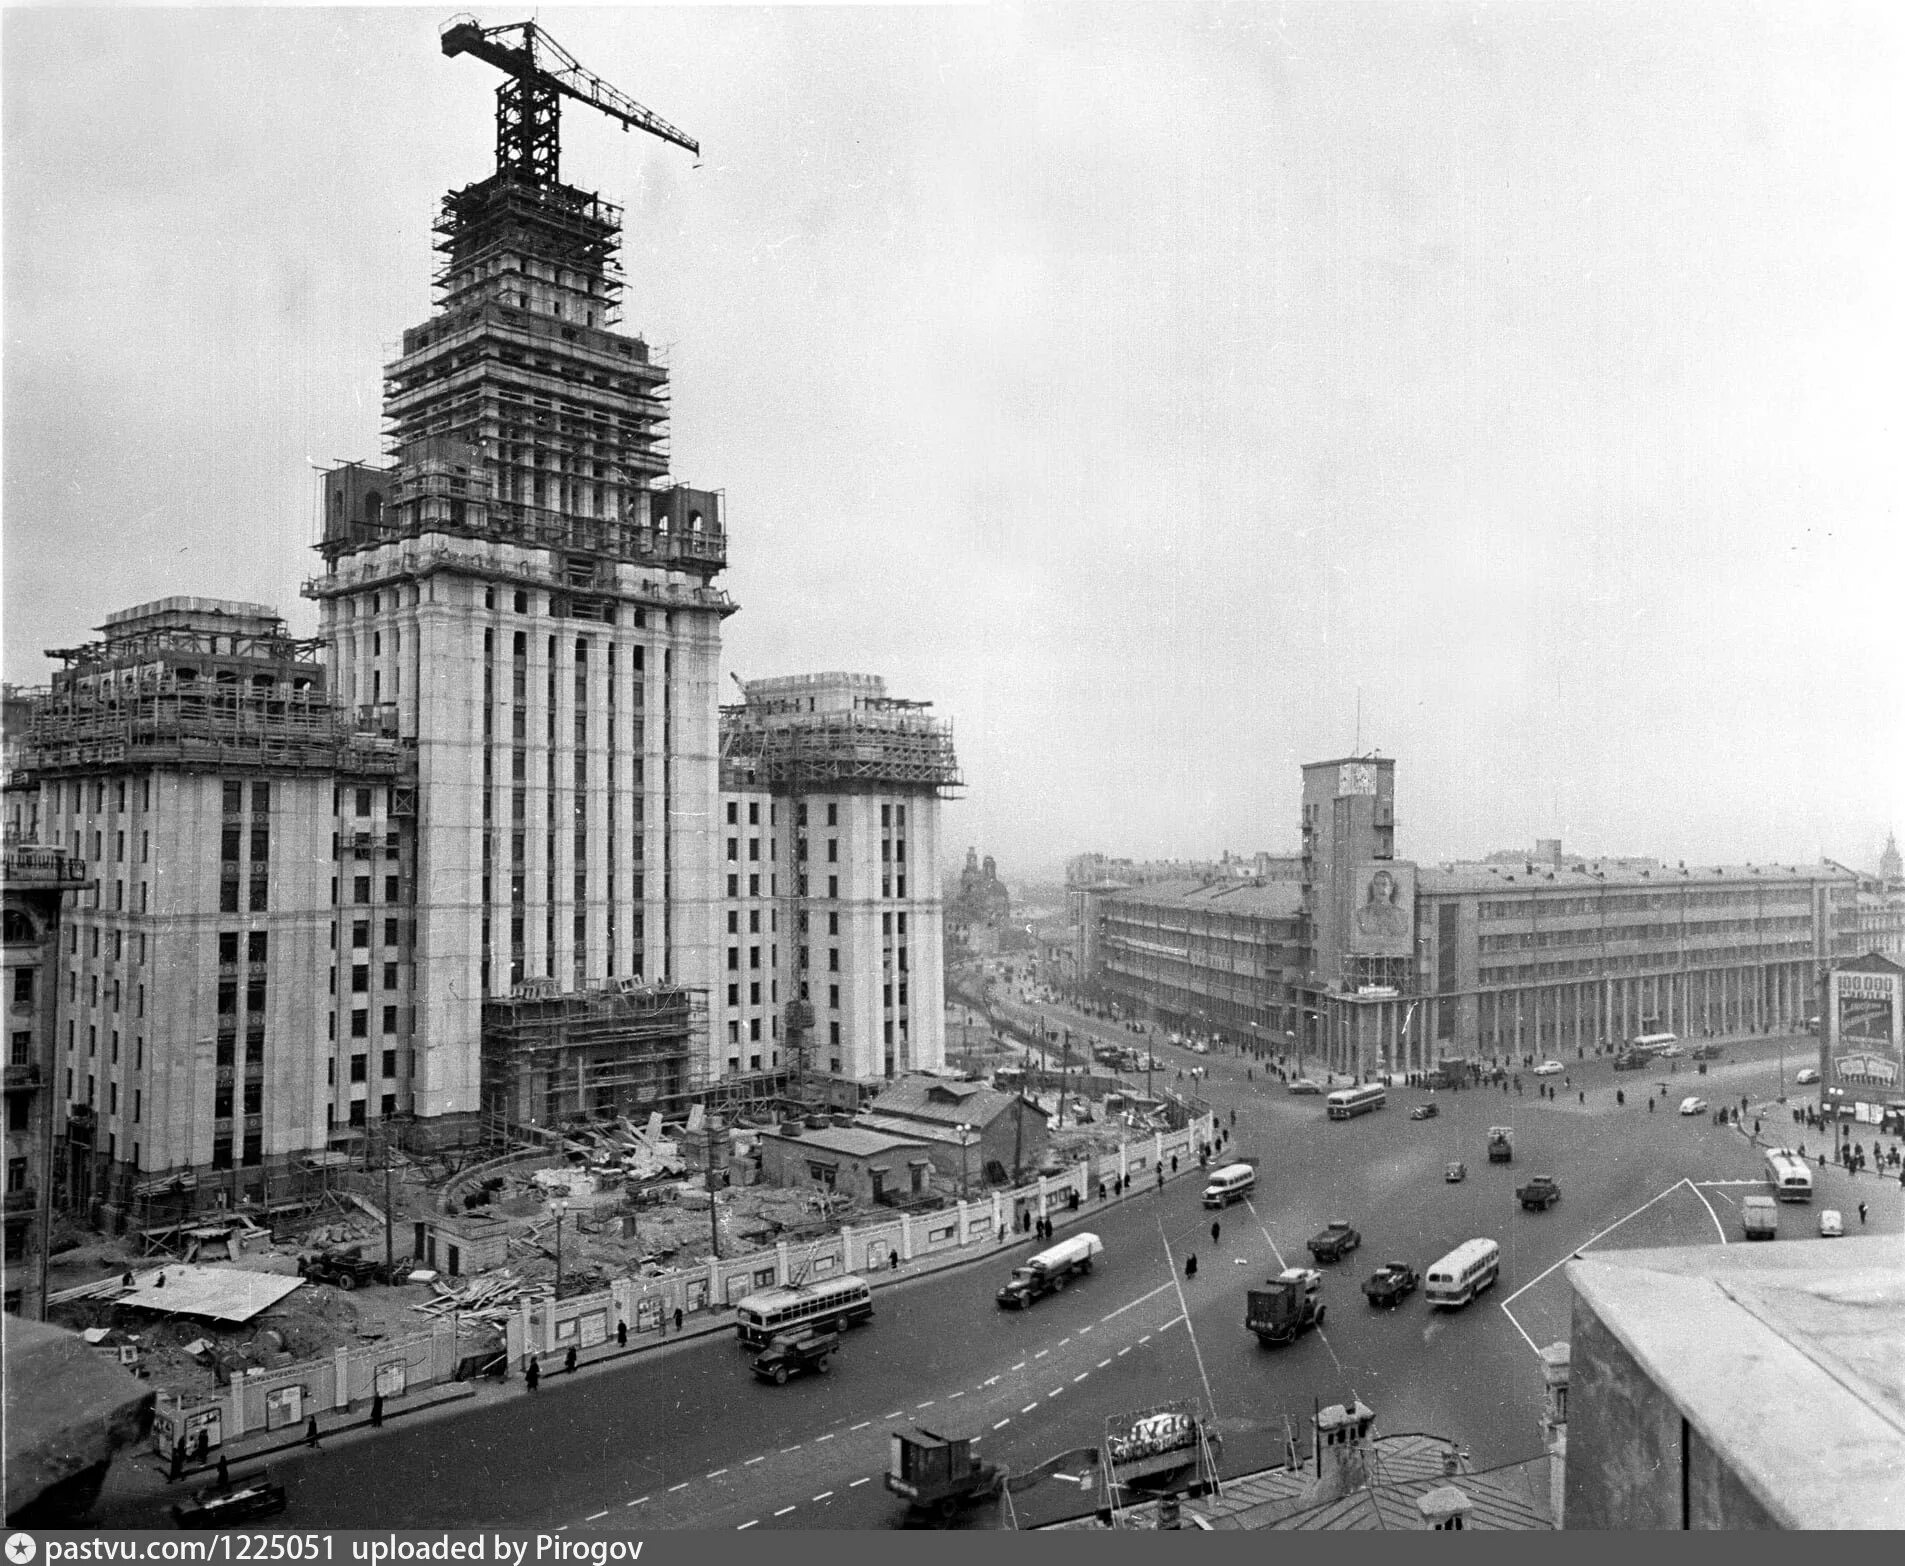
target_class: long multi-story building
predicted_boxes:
[1087,756,1905,1076]
[718,674,960,1084]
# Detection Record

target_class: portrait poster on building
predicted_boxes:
[1347,862,1415,957]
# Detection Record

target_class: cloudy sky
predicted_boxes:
[5,3,1900,881]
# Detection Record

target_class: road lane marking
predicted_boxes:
[586,1511,608,1522]
[1011,1362,1026,1371]
[737,1522,757,1531]
[1034,1350,1049,1359]
[1074,1372,1089,1382]
[1501,1304,1541,1355]
[1022,1403,1039,1413]
[916,1400,935,1408]
[850,1421,871,1431]
[627,1497,649,1508]
[1050,1387,1064,1397]
[994,1419,1011,1429]
[1159,1314,1184,1331]
[707,1469,728,1479]
[1101,1282,1177,1321]
[984,1376,1000,1386]
[948,1390,964,1399]
[1098,1359,1112,1369]
[1140,1335,1152,1344]
[1058,1337,1071,1346]
[745,1456,765,1465]
[1156,1216,1221,1421]
[774,1506,796,1517]
[884,1412,903,1419]
[850,1477,872,1488]
[1500,1181,1693,1309]
[1077,1325,1093,1334]
[813,1492,833,1502]
[668,1482,690,1493]
[1243,1196,1288,1270]
[781,1445,802,1454]
[815,1433,834,1443]
[1685,1176,1730,1246]
[1118,1346,1131,1356]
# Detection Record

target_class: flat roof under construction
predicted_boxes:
[114,1265,304,1323]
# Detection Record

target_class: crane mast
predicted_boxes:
[441,14,699,187]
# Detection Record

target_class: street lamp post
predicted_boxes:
[960,1123,973,1202]
[549,1197,566,1302]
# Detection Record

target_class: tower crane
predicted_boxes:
[440,14,699,188]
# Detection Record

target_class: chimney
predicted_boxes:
[1300,1400,1375,1507]
[1417,1485,1474,1530]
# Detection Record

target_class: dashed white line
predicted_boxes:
[781,1445,802,1454]
[916,1400,935,1408]
[1011,1362,1027,1372]
[813,1492,833,1502]
[1034,1350,1050,1359]
[994,1418,1012,1429]
[1073,1372,1089,1382]
[1058,1337,1071,1346]
[1077,1325,1093,1334]
[850,1421,871,1431]
[774,1506,796,1517]
[1118,1346,1132,1356]
[947,1390,964,1399]
[1098,1359,1112,1369]
[737,1521,757,1531]
[850,1477,872,1488]
[707,1469,728,1479]
[1140,1335,1152,1344]
[883,1411,903,1419]
[1021,1403,1039,1413]
[815,1433,834,1443]
[1160,1314,1185,1331]
[626,1497,649,1508]
[668,1482,690,1493]
[984,1376,1001,1387]
[744,1456,765,1466]
[586,1511,608,1522]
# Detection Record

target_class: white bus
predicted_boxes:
[1424,1238,1502,1309]
[1628,1032,1679,1055]
[1764,1149,1814,1203]
[1201,1163,1257,1208]
[1326,1083,1388,1120]
[733,1274,874,1347]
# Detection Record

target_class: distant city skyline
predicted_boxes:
[6,5,1899,879]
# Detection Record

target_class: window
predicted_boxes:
[223,782,244,815]
[382,1049,398,1078]
[350,1011,369,1038]
[726,838,738,862]
[829,948,840,972]
[727,911,739,934]
[829,984,840,1009]
[727,947,739,971]
[828,912,839,936]
[827,839,838,863]
[383,962,398,990]
[351,1054,369,1083]
[826,804,838,826]
[382,1005,398,1034]
[353,920,371,949]
[242,1131,263,1167]
[247,931,267,963]
[12,971,33,1006]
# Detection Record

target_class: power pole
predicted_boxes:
[382,1133,395,1278]
[706,1121,721,1261]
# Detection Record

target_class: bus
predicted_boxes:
[1628,1032,1679,1056]
[1763,1148,1814,1203]
[733,1275,874,1348]
[1424,1238,1502,1309]
[1326,1083,1388,1120]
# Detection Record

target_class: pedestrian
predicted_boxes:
[1185,1253,1197,1279]
[1099,1181,1108,1201]
[1211,1219,1221,1245]
[617,1319,628,1349]
[1754,1117,1761,1137]
[1171,1155,1178,1174]
[1579,1091,1585,1105]
[216,1452,230,1489]
[169,1437,186,1483]
[1858,1201,1867,1226]
[195,1427,209,1465]
[564,1344,577,1375]
[1649,1097,1655,1113]
[674,1306,684,1333]
[1156,1167,1165,1190]
[370,1392,384,1428]
[304,1415,320,1449]
[525,1357,541,1392]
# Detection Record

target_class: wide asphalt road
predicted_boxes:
[98,1027,1898,1531]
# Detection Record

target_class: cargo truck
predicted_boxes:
[1742,1195,1778,1241]
[1246,1267,1325,1346]
[995,1232,1103,1309]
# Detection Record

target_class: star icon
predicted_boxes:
[6,1534,39,1565]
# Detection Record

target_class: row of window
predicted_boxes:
[1477,915,1816,952]
[1476,887,1817,921]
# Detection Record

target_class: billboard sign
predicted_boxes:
[1347,861,1416,958]
[1827,963,1904,1107]
[1104,1400,1201,1481]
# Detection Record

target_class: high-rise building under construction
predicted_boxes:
[303,23,731,1129]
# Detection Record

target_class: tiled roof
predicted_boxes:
[758,1125,929,1159]
[866,1078,1034,1129]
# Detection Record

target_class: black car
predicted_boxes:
[1409,1103,1439,1121]
[173,1470,288,1529]
[1362,1262,1419,1307]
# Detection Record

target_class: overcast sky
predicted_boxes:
[5,3,1900,882]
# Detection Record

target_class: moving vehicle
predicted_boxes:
[1764,1149,1815,1203]
[1818,1209,1844,1238]
[996,1232,1102,1308]
[1628,1032,1679,1056]
[1532,1060,1564,1077]
[1326,1083,1388,1120]
[1690,1043,1724,1061]
[1516,1174,1562,1211]
[1361,1262,1419,1307]
[885,1424,1002,1520]
[1286,1078,1323,1095]
[1202,1163,1257,1208]
[1247,1267,1325,1346]
[1612,1051,1650,1072]
[1444,1161,1467,1183]
[172,1469,288,1529]
[1741,1195,1778,1241]
[1409,1103,1439,1121]
[1307,1220,1362,1263]
[297,1247,393,1291]
[1656,1044,1685,1059]
[1487,1126,1514,1164]
[1679,1096,1708,1116]
[734,1274,874,1347]
[751,1326,839,1384]
[1795,1067,1820,1085]
[1424,1238,1501,1309]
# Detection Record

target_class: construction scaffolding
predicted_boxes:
[719,699,963,796]
[481,980,708,1129]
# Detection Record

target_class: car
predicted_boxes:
[1287,1078,1323,1095]
[1362,1262,1420,1308]
[751,1327,840,1384]
[1444,1161,1467,1183]
[1516,1174,1562,1211]
[1679,1096,1707,1116]
[1307,1220,1362,1264]
[1612,1051,1649,1071]
[1656,1044,1685,1059]
[1795,1067,1820,1085]
[1818,1209,1844,1238]
[1409,1103,1440,1121]
[1532,1060,1564,1076]
[172,1470,288,1529]
[1690,1044,1723,1061]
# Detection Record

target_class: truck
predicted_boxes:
[296,1246,391,1291]
[1612,1051,1650,1072]
[1361,1262,1419,1307]
[885,1425,1003,1521]
[995,1232,1102,1309]
[750,1326,839,1385]
[1516,1174,1562,1211]
[1487,1126,1514,1164]
[1247,1267,1325,1346]
[1306,1219,1361,1264]
[1742,1195,1778,1241]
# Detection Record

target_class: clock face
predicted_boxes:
[1340,763,1375,796]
